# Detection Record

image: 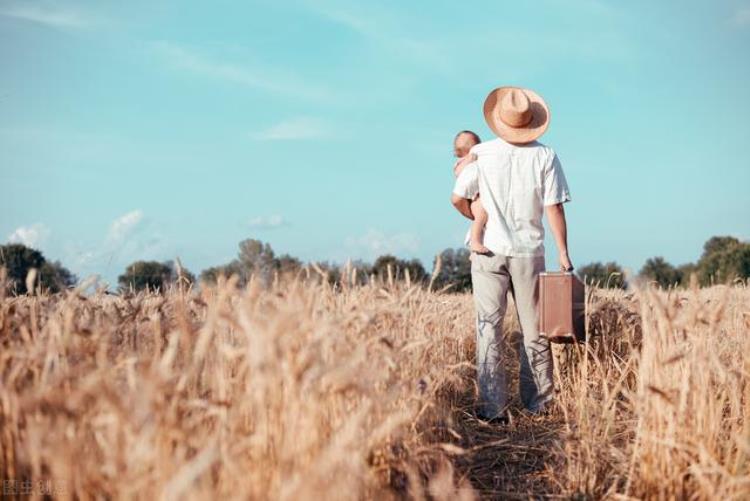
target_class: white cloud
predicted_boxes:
[248,214,288,229]
[4,211,172,290]
[7,223,50,249]
[0,1,97,29]
[251,117,332,141]
[733,7,750,26]
[344,229,420,260]
[107,209,144,244]
[62,210,170,287]
[152,41,332,101]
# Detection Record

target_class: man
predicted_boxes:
[451,86,572,423]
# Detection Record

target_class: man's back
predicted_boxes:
[458,137,571,257]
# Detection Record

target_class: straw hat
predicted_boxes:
[483,86,550,144]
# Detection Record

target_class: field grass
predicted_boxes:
[1,270,748,499]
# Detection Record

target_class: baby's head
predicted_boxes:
[454,130,481,158]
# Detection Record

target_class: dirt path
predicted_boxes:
[444,331,566,499]
[446,388,563,499]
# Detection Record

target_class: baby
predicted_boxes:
[453,130,490,254]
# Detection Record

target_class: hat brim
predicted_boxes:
[483,87,550,144]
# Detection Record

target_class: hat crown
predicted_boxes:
[482,85,550,144]
[499,89,533,128]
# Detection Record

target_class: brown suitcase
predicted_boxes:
[538,271,586,343]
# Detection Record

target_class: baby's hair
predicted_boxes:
[455,130,481,144]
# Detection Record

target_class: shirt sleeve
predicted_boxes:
[452,162,479,200]
[543,151,571,206]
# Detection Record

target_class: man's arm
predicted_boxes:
[451,194,474,220]
[543,151,573,271]
[545,203,573,271]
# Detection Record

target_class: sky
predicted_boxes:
[2,0,749,286]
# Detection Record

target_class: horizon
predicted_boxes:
[2,0,749,286]
[2,217,744,292]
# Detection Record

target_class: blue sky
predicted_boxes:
[2,0,749,285]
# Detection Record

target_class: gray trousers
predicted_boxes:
[471,253,553,417]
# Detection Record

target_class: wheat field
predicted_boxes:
[0,269,748,500]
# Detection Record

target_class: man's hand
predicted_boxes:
[559,251,573,272]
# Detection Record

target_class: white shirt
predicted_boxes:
[452,137,571,257]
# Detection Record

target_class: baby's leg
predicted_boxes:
[470,197,490,254]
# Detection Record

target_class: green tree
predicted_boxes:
[200,239,295,287]
[576,261,626,289]
[431,248,472,293]
[344,259,373,285]
[0,243,76,294]
[238,239,276,284]
[276,253,303,278]
[200,261,242,285]
[371,255,427,284]
[118,261,174,292]
[702,236,740,258]
[639,256,683,288]
[40,260,78,292]
[0,243,45,294]
[171,260,196,289]
[677,262,699,287]
[696,236,750,285]
[310,261,343,286]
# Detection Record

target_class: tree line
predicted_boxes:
[1,235,748,295]
[578,236,750,289]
